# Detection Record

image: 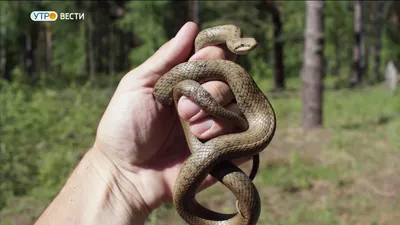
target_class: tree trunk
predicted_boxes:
[84,18,89,77]
[266,0,285,91]
[391,2,399,26]
[26,34,34,82]
[26,21,39,83]
[188,0,199,25]
[393,4,399,64]
[123,33,131,71]
[82,1,96,81]
[109,22,115,86]
[19,35,25,75]
[163,1,189,39]
[87,11,96,81]
[301,0,325,130]
[374,1,384,82]
[45,22,52,73]
[0,3,6,79]
[350,0,363,86]
[368,0,376,81]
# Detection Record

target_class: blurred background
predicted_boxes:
[1,1,400,224]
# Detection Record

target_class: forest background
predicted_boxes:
[1,1,400,224]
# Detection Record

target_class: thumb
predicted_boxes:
[142,22,199,76]
[118,22,199,93]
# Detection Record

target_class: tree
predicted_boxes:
[44,22,52,74]
[371,1,385,82]
[188,0,200,25]
[0,2,7,79]
[349,0,364,86]
[326,2,355,79]
[266,0,285,91]
[386,1,400,64]
[301,0,325,130]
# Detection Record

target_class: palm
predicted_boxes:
[96,78,189,164]
[94,22,232,210]
[95,77,192,207]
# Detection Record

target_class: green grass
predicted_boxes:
[1,76,400,225]
[260,151,343,191]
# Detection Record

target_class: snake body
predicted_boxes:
[153,25,276,225]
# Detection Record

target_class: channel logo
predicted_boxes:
[31,11,58,22]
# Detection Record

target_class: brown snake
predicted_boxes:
[153,25,276,225]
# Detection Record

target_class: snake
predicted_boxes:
[153,25,277,225]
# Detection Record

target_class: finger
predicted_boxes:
[189,103,244,140]
[143,22,198,76]
[177,46,236,121]
[177,81,235,122]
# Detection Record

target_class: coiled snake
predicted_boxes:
[153,25,276,225]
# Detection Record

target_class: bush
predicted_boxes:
[0,79,111,210]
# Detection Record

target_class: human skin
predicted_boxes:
[34,22,249,225]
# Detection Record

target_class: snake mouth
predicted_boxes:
[235,46,252,51]
[234,45,257,55]
[233,41,258,55]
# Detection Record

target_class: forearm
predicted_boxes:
[35,148,150,225]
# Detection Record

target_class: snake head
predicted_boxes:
[228,38,258,55]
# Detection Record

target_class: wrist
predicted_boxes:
[83,148,151,224]
[93,139,170,212]
[36,147,150,225]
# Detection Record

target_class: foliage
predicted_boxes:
[0,79,111,210]
[0,0,400,223]
[116,1,169,67]
[1,1,399,83]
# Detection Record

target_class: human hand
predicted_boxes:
[93,22,244,215]
[34,22,252,225]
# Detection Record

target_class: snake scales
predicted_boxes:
[153,25,276,225]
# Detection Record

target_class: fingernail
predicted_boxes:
[192,120,214,135]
